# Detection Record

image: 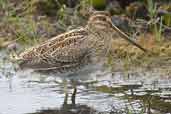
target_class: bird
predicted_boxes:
[12,11,146,71]
[11,10,147,104]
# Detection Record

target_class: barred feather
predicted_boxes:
[15,11,118,73]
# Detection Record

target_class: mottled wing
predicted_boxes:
[19,27,91,72]
[41,28,89,63]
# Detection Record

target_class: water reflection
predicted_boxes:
[0,51,171,114]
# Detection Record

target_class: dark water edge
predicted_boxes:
[0,50,171,114]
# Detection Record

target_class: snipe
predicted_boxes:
[11,11,147,105]
[12,11,146,73]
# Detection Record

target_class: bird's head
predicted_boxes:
[87,11,113,31]
[87,11,148,52]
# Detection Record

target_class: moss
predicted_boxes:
[88,0,107,10]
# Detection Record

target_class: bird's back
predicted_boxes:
[17,27,93,74]
[14,11,117,75]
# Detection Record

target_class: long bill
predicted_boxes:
[111,22,148,52]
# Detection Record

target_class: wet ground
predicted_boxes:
[0,50,171,114]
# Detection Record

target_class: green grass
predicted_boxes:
[147,0,164,42]
[5,15,38,45]
[147,0,157,19]
[154,16,163,42]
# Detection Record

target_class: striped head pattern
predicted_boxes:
[87,11,113,31]
[86,11,116,57]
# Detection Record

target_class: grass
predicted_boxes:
[147,0,157,19]
[146,0,164,42]
[154,16,163,41]
[0,0,38,45]
[0,0,89,44]
[106,34,171,71]
[5,16,38,45]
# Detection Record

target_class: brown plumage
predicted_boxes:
[12,11,147,74]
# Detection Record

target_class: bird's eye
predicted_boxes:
[99,17,107,21]
[102,18,106,21]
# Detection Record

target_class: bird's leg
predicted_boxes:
[63,79,68,105]
[71,80,77,105]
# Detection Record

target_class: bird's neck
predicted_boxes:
[85,23,111,41]
[85,25,114,58]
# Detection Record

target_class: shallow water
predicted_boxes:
[0,51,171,114]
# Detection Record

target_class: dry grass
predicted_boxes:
[108,33,171,71]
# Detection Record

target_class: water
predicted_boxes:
[0,51,171,114]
